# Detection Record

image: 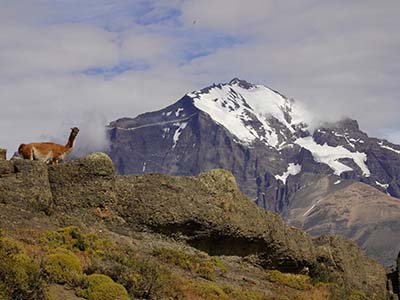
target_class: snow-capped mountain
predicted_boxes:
[108,78,400,266]
[109,78,400,207]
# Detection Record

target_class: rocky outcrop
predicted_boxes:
[387,252,400,300]
[48,153,117,213]
[116,169,316,273]
[115,169,386,296]
[0,154,388,298]
[0,148,5,160]
[0,159,52,213]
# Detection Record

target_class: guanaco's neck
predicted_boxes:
[65,131,77,149]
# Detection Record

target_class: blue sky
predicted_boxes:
[0,0,400,154]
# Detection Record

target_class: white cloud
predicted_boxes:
[180,0,276,33]
[1,0,400,157]
[0,23,119,78]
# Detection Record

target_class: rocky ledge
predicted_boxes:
[0,153,388,299]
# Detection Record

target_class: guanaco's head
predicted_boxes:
[70,127,80,137]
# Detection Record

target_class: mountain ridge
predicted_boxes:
[108,78,400,201]
[108,78,400,267]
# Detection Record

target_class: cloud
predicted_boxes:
[0,0,400,158]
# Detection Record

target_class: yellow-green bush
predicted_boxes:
[183,281,229,300]
[349,290,368,300]
[153,247,225,280]
[78,274,129,300]
[179,280,268,300]
[0,232,49,299]
[43,248,83,284]
[266,270,312,290]
[0,282,9,300]
[227,289,265,300]
[40,226,111,256]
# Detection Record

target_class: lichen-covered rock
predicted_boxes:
[115,169,386,298]
[0,159,52,213]
[314,235,387,299]
[48,153,116,212]
[0,148,5,160]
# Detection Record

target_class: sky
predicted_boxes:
[0,0,399,156]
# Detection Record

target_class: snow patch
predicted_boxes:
[142,162,146,173]
[376,181,389,189]
[275,163,302,184]
[172,122,188,148]
[334,180,341,185]
[303,199,323,217]
[295,137,370,176]
[175,108,184,117]
[378,141,400,154]
[162,127,170,138]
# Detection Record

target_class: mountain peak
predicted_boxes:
[188,79,305,148]
[228,77,254,89]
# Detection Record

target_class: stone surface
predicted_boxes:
[0,159,53,213]
[115,169,316,273]
[48,152,117,213]
[0,148,6,160]
[115,168,386,295]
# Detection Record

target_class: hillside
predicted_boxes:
[0,153,389,299]
[283,175,400,267]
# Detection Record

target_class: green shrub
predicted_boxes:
[78,274,129,300]
[89,282,129,300]
[119,259,166,299]
[0,282,9,300]
[0,233,49,299]
[183,281,229,300]
[43,248,82,284]
[152,247,224,280]
[40,226,111,255]
[266,270,312,290]
[349,290,368,300]
[40,226,87,251]
[228,289,265,300]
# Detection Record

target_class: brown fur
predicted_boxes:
[18,127,79,165]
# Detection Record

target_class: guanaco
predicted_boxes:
[18,127,79,165]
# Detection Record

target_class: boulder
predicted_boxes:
[314,235,386,298]
[0,148,6,160]
[0,159,52,213]
[48,153,117,213]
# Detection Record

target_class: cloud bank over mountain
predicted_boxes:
[0,0,399,154]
